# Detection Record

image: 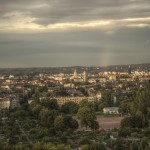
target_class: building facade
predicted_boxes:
[53,96,97,105]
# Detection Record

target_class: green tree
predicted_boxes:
[79,137,91,146]
[33,142,71,150]
[130,89,150,127]
[80,142,106,150]
[41,99,59,110]
[81,144,89,150]
[121,115,143,128]
[61,101,79,114]
[89,142,106,150]
[32,104,43,116]
[114,138,125,150]
[54,115,65,131]
[39,108,58,127]
[79,100,91,108]
[64,115,78,130]
[77,106,98,129]
[130,141,139,150]
[139,137,149,150]
[119,99,131,115]
[101,91,114,107]
[90,120,99,130]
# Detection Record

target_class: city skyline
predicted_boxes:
[0,0,150,67]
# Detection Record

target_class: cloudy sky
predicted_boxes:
[0,0,150,67]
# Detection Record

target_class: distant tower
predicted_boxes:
[73,68,78,78]
[83,70,88,82]
[128,65,132,74]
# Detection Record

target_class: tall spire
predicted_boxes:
[83,70,88,82]
[73,67,78,78]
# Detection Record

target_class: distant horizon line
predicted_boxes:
[0,62,150,69]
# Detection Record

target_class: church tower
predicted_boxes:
[73,68,78,78]
[83,70,88,82]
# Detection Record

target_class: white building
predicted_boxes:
[103,107,119,114]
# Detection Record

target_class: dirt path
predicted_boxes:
[16,120,33,146]
[97,116,123,129]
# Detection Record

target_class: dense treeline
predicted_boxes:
[0,98,102,149]
[0,81,150,149]
[120,89,150,128]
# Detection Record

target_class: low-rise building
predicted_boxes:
[0,96,20,110]
[0,98,10,110]
[10,96,20,109]
[103,107,119,114]
[53,96,97,105]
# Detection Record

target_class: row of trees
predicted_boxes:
[121,89,150,128]
[77,101,99,130]
[0,142,71,150]
[30,99,79,131]
[30,98,100,130]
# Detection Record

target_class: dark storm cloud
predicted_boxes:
[0,0,150,25]
[0,0,150,67]
[23,0,150,25]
